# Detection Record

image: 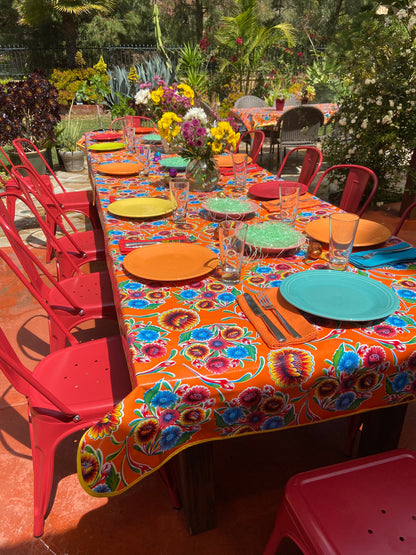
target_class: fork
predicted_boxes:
[357,245,413,260]
[257,291,302,338]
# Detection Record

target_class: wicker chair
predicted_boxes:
[234,95,268,108]
[272,106,325,166]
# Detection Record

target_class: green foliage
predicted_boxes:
[50,68,96,105]
[55,116,83,152]
[322,2,416,201]
[176,43,209,96]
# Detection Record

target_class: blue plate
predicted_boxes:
[280,270,399,321]
[159,156,189,171]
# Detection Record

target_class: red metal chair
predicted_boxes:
[0,274,132,536]
[312,164,378,216]
[393,200,416,236]
[263,448,416,555]
[276,146,323,194]
[110,116,154,131]
[12,138,101,260]
[235,130,265,164]
[0,192,116,351]
[11,165,106,280]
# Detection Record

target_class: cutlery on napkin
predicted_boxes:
[349,242,416,269]
[261,192,321,213]
[220,163,264,176]
[237,288,318,349]
[119,235,194,254]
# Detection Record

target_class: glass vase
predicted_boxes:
[186,158,221,192]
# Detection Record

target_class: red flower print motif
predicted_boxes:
[133,418,159,444]
[221,326,244,341]
[146,291,167,300]
[159,308,199,331]
[180,407,205,425]
[206,356,230,374]
[373,324,396,337]
[238,387,262,407]
[246,411,265,428]
[195,299,215,310]
[260,394,285,413]
[315,378,339,399]
[184,343,210,359]
[356,371,378,392]
[182,385,210,405]
[80,450,100,485]
[339,374,357,393]
[207,283,226,292]
[268,348,314,387]
[363,346,386,368]
[142,343,167,358]
[159,409,180,428]
[247,276,266,285]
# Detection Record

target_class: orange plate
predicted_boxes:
[214,154,252,168]
[135,127,155,134]
[305,217,391,247]
[123,243,218,282]
[97,162,144,176]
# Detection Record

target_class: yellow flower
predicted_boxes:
[211,140,223,154]
[151,86,164,104]
[128,66,138,83]
[177,83,195,104]
[93,55,107,74]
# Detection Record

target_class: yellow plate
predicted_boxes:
[107,197,173,219]
[123,243,218,281]
[89,142,125,152]
[305,217,391,247]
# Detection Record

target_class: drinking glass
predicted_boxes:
[279,182,302,226]
[232,153,248,197]
[329,212,359,270]
[217,221,248,284]
[136,144,151,175]
[123,118,135,155]
[169,178,189,223]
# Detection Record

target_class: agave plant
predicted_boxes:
[176,43,209,96]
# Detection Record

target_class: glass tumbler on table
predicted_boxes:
[232,153,248,197]
[136,144,151,175]
[279,182,301,226]
[169,178,189,224]
[217,220,248,285]
[329,212,359,270]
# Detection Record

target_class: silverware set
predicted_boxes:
[354,245,413,260]
[243,291,301,342]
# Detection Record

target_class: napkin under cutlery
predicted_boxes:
[349,242,416,269]
[119,235,193,254]
[220,163,264,176]
[237,288,318,349]
[261,192,321,213]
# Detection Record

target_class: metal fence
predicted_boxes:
[0,45,183,79]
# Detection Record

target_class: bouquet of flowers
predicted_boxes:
[134,78,195,120]
[157,107,240,163]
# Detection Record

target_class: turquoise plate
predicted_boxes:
[280,270,399,321]
[159,156,189,171]
[142,133,161,142]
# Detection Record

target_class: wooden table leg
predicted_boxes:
[358,403,408,457]
[170,442,216,535]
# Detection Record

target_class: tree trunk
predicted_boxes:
[61,12,78,68]
[194,0,204,41]
[400,146,416,216]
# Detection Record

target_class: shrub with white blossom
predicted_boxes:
[322,1,416,203]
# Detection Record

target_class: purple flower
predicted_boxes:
[196,138,204,147]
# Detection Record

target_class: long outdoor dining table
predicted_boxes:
[77,136,416,533]
[229,102,338,132]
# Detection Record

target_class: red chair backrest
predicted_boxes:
[277,146,323,189]
[312,164,378,216]
[236,130,265,163]
[393,201,416,236]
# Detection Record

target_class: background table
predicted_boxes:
[77,140,416,532]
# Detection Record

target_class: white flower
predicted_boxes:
[339,117,347,126]
[183,107,208,125]
[135,89,150,105]
[381,115,391,124]
[397,9,407,19]
[361,119,368,129]
[389,99,394,107]
[379,149,384,155]
[365,78,371,85]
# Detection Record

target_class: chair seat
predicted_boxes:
[55,229,106,280]
[30,335,132,420]
[54,189,95,210]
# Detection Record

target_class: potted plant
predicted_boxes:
[55,116,85,172]
[0,70,61,172]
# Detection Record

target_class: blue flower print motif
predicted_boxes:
[397,289,416,302]
[152,390,178,408]
[217,292,236,304]
[109,230,124,238]
[222,407,244,425]
[257,266,274,274]
[152,220,165,227]
[180,289,199,300]
[262,416,285,430]
[191,327,214,341]
[125,282,142,291]
[385,315,407,328]
[226,345,250,360]
[392,372,409,392]
[137,328,160,342]
[338,351,360,374]
[335,392,356,411]
[269,280,282,287]
[160,426,182,450]
[127,299,150,309]
[93,483,112,493]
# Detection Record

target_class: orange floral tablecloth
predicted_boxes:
[229,103,338,131]
[77,137,416,497]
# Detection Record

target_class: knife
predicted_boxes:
[243,293,286,343]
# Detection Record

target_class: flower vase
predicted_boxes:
[161,137,174,154]
[186,158,221,192]
[275,98,285,110]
